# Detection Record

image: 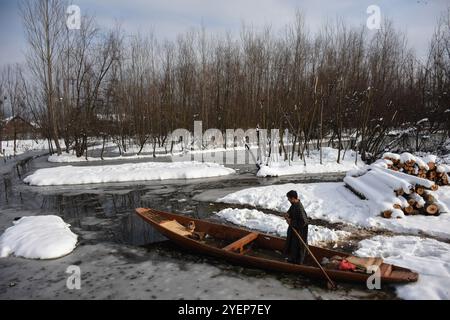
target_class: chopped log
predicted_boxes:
[395,189,404,197]
[414,202,424,209]
[407,198,416,206]
[381,167,434,189]
[393,204,402,210]
[442,174,449,185]
[410,193,426,208]
[423,193,436,203]
[431,184,439,191]
[382,210,393,219]
[371,167,414,194]
[344,185,366,200]
[428,162,436,171]
[404,206,414,215]
[425,204,439,215]
[398,195,409,208]
[435,200,449,214]
[436,165,447,174]
[405,160,415,167]
[415,187,425,195]
[428,171,437,180]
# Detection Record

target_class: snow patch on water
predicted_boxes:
[0,216,78,260]
[24,161,236,186]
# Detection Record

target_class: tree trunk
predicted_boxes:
[100,136,106,161]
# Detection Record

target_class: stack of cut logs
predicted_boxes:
[389,187,440,218]
[383,153,449,186]
[381,153,448,218]
[344,152,449,219]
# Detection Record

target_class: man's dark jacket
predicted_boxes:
[284,201,309,264]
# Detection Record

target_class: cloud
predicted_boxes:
[0,0,448,65]
[76,0,297,37]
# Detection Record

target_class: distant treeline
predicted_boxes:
[0,1,449,160]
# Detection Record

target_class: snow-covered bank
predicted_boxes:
[218,183,450,239]
[216,208,350,246]
[1,139,55,157]
[24,161,236,186]
[355,235,450,300]
[0,216,78,260]
[47,152,170,163]
[257,148,362,177]
[48,145,259,163]
[48,154,90,163]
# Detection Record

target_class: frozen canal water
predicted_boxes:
[0,153,397,300]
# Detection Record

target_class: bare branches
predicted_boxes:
[7,2,449,158]
[20,0,66,154]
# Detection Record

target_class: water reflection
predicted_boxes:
[120,214,167,246]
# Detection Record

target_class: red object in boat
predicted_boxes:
[339,260,356,271]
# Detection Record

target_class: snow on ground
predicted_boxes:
[218,183,450,239]
[1,139,54,157]
[48,144,259,163]
[109,142,181,156]
[24,161,236,186]
[47,152,170,163]
[48,154,90,163]
[355,235,450,300]
[216,208,350,246]
[257,148,362,177]
[0,216,78,260]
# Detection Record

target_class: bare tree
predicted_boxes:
[20,0,66,155]
[13,3,449,160]
[1,64,27,154]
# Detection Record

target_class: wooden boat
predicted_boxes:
[136,208,419,284]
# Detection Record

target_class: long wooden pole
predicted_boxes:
[290,226,337,289]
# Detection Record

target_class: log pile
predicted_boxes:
[397,189,440,217]
[383,152,449,186]
[344,155,449,219]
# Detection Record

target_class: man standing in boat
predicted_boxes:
[284,190,309,264]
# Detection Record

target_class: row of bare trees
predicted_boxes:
[1,1,449,161]
[0,65,28,154]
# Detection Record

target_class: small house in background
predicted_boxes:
[1,116,38,140]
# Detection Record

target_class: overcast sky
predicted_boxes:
[0,0,448,66]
